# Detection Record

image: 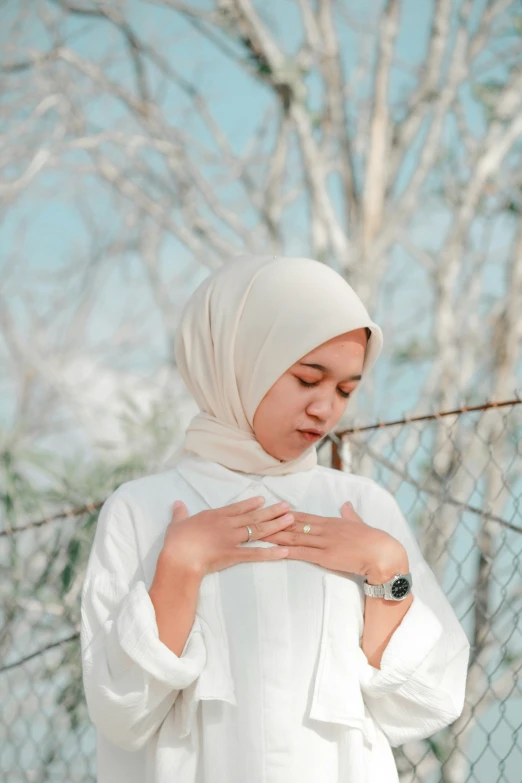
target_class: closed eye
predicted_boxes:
[297,378,351,399]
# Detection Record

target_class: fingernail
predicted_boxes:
[173,501,182,509]
[282,513,293,522]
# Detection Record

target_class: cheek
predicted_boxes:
[274,381,302,411]
[254,383,297,430]
[266,387,295,418]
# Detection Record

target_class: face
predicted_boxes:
[252,328,368,462]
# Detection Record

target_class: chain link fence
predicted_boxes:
[1,396,521,782]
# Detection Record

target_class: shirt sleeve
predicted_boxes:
[357,490,471,747]
[80,489,207,752]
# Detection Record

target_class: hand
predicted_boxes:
[159,496,296,577]
[261,501,406,578]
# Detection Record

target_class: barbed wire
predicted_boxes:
[0,632,80,674]
[328,393,522,440]
[2,395,520,539]
[0,501,103,538]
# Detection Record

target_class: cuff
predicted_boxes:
[357,593,443,698]
[115,581,207,688]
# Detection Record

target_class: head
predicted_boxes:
[253,327,370,462]
[176,255,383,474]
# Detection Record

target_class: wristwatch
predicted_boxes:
[363,572,413,601]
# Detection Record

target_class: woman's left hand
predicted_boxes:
[261,501,406,578]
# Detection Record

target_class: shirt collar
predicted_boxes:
[174,452,315,510]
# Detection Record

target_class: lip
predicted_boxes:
[298,430,323,442]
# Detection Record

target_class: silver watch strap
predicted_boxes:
[364,581,386,597]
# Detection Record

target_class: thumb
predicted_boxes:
[341,501,355,517]
[172,500,189,520]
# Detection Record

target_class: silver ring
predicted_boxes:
[303,524,311,534]
[245,525,253,543]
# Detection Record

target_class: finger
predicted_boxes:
[232,501,291,528]
[231,544,289,562]
[283,516,325,533]
[341,501,362,520]
[232,512,295,544]
[224,495,266,516]
[290,511,322,524]
[171,501,189,520]
[261,531,326,548]
[282,546,325,563]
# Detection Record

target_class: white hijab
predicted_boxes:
[173,255,383,475]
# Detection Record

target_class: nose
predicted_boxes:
[305,391,335,422]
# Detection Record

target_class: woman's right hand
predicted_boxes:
[158,496,294,577]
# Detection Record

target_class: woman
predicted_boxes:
[80,255,470,783]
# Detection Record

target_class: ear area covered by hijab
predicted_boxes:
[173,255,383,476]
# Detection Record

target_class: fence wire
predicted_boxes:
[1,397,521,783]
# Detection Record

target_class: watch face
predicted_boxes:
[391,577,411,598]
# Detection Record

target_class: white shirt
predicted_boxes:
[81,453,470,783]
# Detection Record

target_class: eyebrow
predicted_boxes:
[298,362,362,382]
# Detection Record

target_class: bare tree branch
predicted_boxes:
[362,0,400,252]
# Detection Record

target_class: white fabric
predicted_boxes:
[81,453,470,783]
[173,255,383,474]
